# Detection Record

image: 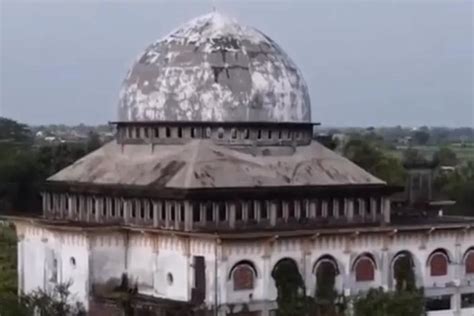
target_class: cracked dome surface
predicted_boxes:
[118,12,311,122]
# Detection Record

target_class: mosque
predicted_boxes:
[9,12,474,316]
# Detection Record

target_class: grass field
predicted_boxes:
[386,144,474,163]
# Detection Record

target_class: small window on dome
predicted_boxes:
[257,130,262,139]
[191,128,196,138]
[178,127,183,138]
[135,127,141,138]
[144,127,149,138]
[154,128,159,138]
[244,129,250,139]
[268,130,272,139]
[166,127,171,138]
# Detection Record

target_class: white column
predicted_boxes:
[229,202,236,229]
[383,197,391,224]
[346,198,354,221]
[270,201,277,226]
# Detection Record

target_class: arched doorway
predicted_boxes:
[271,258,305,314]
[392,251,416,291]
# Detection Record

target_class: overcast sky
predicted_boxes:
[0,0,472,127]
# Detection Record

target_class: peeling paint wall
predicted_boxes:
[118,12,311,123]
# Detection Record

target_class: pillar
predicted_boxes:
[322,200,328,218]
[123,199,131,224]
[309,200,316,219]
[228,202,236,229]
[371,197,378,222]
[346,198,354,221]
[384,197,391,224]
[184,201,192,231]
[152,201,159,227]
[333,199,339,218]
[270,201,277,226]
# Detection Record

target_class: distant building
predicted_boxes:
[7,12,474,316]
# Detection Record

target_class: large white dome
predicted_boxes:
[118,12,311,122]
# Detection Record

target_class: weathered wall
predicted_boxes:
[15,222,474,316]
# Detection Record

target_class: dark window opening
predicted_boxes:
[205,127,211,138]
[235,202,243,221]
[170,204,176,221]
[288,201,295,218]
[154,128,159,138]
[354,199,361,216]
[191,128,196,138]
[135,127,141,138]
[111,199,116,217]
[140,201,145,219]
[425,295,451,311]
[149,201,154,220]
[327,199,334,217]
[268,130,272,139]
[429,252,448,276]
[178,127,183,138]
[244,129,250,139]
[315,200,322,217]
[102,198,106,216]
[276,201,283,218]
[206,202,213,222]
[260,201,268,219]
[231,128,237,139]
[278,130,283,139]
[461,293,474,308]
[180,203,185,222]
[339,198,345,216]
[161,202,166,220]
[248,201,255,220]
[166,127,171,138]
[193,203,200,222]
[144,128,149,138]
[300,200,307,218]
[365,197,371,215]
[287,130,291,139]
[127,127,133,138]
[218,202,226,221]
[257,130,262,139]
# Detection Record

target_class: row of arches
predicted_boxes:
[228,248,474,292]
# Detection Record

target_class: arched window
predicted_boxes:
[353,254,376,282]
[230,261,257,291]
[464,249,474,274]
[427,250,449,277]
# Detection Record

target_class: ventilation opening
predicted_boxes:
[144,128,149,138]
[166,127,171,138]
[178,127,183,138]
[154,128,159,138]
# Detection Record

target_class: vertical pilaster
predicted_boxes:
[270,201,277,226]
[383,197,391,224]
[184,201,192,231]
[153,201,159,227]
[322,200,328,218]
[123,199,131,224]
[333,199,339,218]
[346,198,354,221]
[229,202,236,229]
[309,200,316,218]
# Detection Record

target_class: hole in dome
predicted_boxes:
[178,127,183,138]
[257,130,262,140]
[166,127,171,138]
[268,130,272,139]
[167,273,174,285]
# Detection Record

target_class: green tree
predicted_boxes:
[343,139,406,186]
[412,130,430,146]
[402,148,429,167]
[354,287,425,316]
[432,147,458,166]
[0,282,86,316]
